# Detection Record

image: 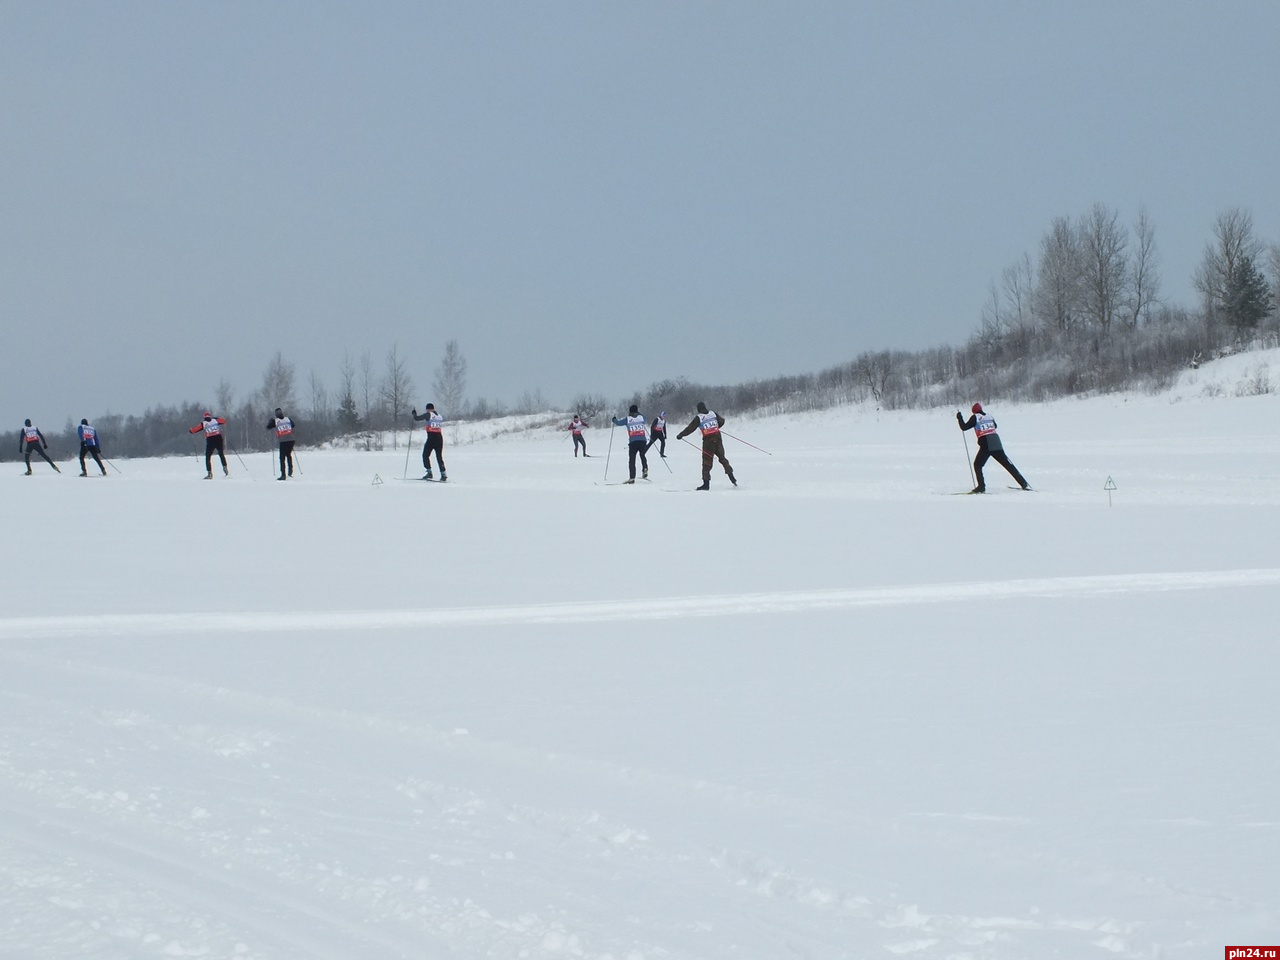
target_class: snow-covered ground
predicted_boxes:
[3,354,1279,959]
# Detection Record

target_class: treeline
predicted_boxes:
[8,205,1277,462]
[624,205,1279,419]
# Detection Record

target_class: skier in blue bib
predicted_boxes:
[957,403,1030,493]
[611,405,649,483]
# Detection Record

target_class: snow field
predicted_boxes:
[2,372,1279,958]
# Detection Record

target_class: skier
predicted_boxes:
[611,404,649,483]
[411,403,447,481]
[675,402,736,491]
[265,407,295,480]
[77,419,107,476]
[645,411,668,457]
[189,412,229,479]
[956,403,1030,493]
[18,419,60,475]
[567,414,589,457]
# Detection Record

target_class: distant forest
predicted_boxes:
[7,205,1277,462]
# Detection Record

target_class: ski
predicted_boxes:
[1007,486,1034,492]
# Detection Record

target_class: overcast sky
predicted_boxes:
[4,1,1279,427]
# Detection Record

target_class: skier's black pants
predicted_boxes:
[572,433,587,456]
[974,447,1027,490]
[627,441,648,480]
[24,442,55,469]
[645,429,666,456]
[699,435,734,485]
[80,443,106,474]
[278,440,295,477]
[205,436,227,472]
[422,432,445,473]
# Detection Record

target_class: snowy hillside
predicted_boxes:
[3,360,1279,959]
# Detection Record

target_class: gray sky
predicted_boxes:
[4,1,1278,428]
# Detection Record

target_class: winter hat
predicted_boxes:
[24,419,31,426]
[629,404,638,415]
[425,403,435,410]
[81,418,88,425]
[203,412,212,419]
[275,407,283,416]
[971,403,984,414]
[696,402,708,414]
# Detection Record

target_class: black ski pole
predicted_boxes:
[657,442,673,472]
[230,445,252,477]
[722,431,772,456]
[678,435,716,471]
[402,427,414,479]
[603,423,616,482]
[959,420,975,488]
[105,457,123,475]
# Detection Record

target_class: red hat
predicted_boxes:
[203,411,212,418]
[971,403,983,414]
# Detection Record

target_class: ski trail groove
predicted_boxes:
[1,567,1278,639]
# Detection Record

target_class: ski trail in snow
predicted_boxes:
[2,567,1278,639]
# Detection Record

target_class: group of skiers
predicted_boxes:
[188,408,297,480]
[567,401,737,489]
[16,399,1032,494]
[18,418,107,477]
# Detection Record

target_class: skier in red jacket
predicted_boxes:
[189,413,229,479]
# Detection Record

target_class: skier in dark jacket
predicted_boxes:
[411,403,447,480]
[611,405,649,483]
[265,407,295,480]
[77,419,107,476]
[957,403,1029,493]
[19,419,60,475]
[645,411,668,457]
[675,402,736,491]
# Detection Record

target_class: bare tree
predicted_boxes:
[1002,253,1036,334]
[308,370,329,425]
[1123,205,1161,329]
[513,387,547,414]
[979,281,1006,344]
[358,350,379,429]
[1268,243,1280,326]
[570,393,609,422]
[214,379,235,417]
[1034,216,1083,334]
[259,351,297,412]
[1194,207,1263,326]
[432,339,467,418]
[1077,203,1128,336]
[379,343,415,447]
[854,351,894,404]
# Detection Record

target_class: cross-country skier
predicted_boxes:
[956,403,1030,493]
[645,411,668,457]
[189,412,229,479]
[412,403,447,481]
[567,414,589,457]
[265,407,295,480]
[77,419,107,476]
[18,419,60,475]
[611,405,649,483]
[675,402,736,491]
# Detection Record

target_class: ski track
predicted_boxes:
[2,567,1277,640]
[0,646,1210,959]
